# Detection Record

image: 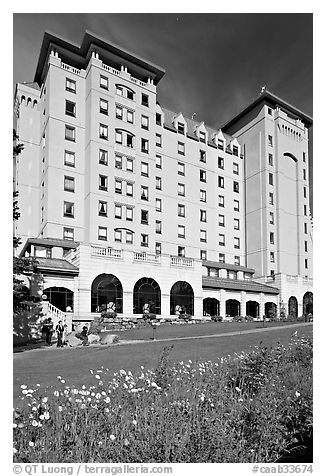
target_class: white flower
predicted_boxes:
[20,385,27,389]
[42,397,48,403]
[39,415,45,420]
[13,448,17,454]
[32,420,38,427]
[54,391,59,397]
[95,375,101,380]
[104,397,110,403]
[295,391,301,398]
[44,412,50,420]
[235,387,241,393]
[58,406,63,412]
[13,423,17,428]
[28,441,34,447]
[132,419,137,425]
[22,390,28,395]
[109,434,116,441]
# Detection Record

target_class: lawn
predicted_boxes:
[13,323,312,408]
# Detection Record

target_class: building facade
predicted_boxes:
[13,31,312,325]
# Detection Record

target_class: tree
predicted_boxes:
[13,129,37,312]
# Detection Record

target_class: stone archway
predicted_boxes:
[265,302,277,320]
[246,301,259,318]
[288,296,298,319]
[226,299,240,317]
[302,292,313,316]
[133,277,161,314]
[203,298,220,317]
[91,274,123,313]
[170,281,194,316]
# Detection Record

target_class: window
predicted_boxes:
[64,150,75,167]
[65,125,75,142]
[141,138,149,154]
[200,210,207,222]
[65,100,76,117]
[304,222,308,234]
[270,232,275,244]
[269,192,274,205]
[141,234,149,247]
[126,157,134,172]
[303,169,306,180]
[269,173,274,186]
[268,135,273,147]
[200,170,206,182]
[63,201,74,218]
[176,246,185,257]
[126,89,134,100]
[115,155,123,169]
[100,75,108,90]
[217,139,224,150]
[200,150,206,163]
[141,162,149,177]
[305,259,308,269]
[218,157,224,169]
[141,185,149,201]
[200,190,206,202]
[233,181,239,193]
[227,270,237,280]
[156,198,162,212]
[98,201,107,217]
[234,218,240,230]
[218,214,225,227]
[178,162,185,175]
[268,107,272,115]
[303,152,306,163]
[234,237,240,249]
[234,256,240,266]
[63,227,74,241]
[233,145,239,156]
[141,115,149,130]
[126,182,133,197]
[156,113,162,126]
[115,129,122,144]
[66,78,76,93]
[156,176,162,190]
[200,229,207,242]
[116,129,134,148]
[178,225,185,238]
[200,250,207,260]
[156,134,162,147]
[116,105,123,120]
[304,241,308,252]
[126,207,133,221]
[99,175,108,191]
[114,229,122,242]
[178,204,185,217]
[178,142,185,155]
[99,149,108,165]
[218,195,225,207]
[126,110,134,124]
[155,242,162,255]
[270,252,275,263]
[269,212,274,224]
[156,154,162,169]
[156,220,162,234]
[304,204,307,216]
[116,85,134,100]
[115,205,122,219]
[141,93,149,107]
[115,179,122,194]
[234,200,240,211]
[64,176,75,192]
[126,231,133,244]
[233,162,239,175]
[199,131,206,143]
[303,186,307,198]
[219,253,225,263]
[268,153,273,166]
[99,124,108,140]
[219,234,225,246]
[178,183,185,196]
[100,99,108,115]
[177,122,185,134]
[218,176,224,188]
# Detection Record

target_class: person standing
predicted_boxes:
[55,320,65,348]
[45,318,53,346]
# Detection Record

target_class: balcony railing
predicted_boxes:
[134,252,160,264]
[91,246,122,259]
[61,62,81,75]
[170,256,193,268]
[102,63,120,76]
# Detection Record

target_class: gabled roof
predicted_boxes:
[203,276,279,294]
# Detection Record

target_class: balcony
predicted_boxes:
[134,252,160,264]
[91,246,122,259]
[170,256,193,268]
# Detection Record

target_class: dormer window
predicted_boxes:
[199,131,206,143]
[177,122,185,134]
[233,145,239,156]
[217,139,224,150]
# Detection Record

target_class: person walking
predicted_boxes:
[45,318,53,346]
[55,320,65,348]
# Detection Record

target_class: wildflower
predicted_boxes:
[32,420,38,427]
[44,412,50,420]
[28,441,34,447]
[109,434,116,441]
[18,423,24,429]
[22,390,28,395]
[95,375,101,380]
[132,419,137,426]
[13,448,17,454]
[61,380,66,384]
[235,387,241,393]
[54,391,59,397]
[42,397,48,403]
[13,423,17,428]
[104,397,110,403]
[124,438,130,447]
[20,385,27,389]
[58,406,63,412]
[295,391,301,398]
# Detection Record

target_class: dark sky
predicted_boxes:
[13,13,313,205]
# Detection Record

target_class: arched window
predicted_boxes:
[91,274,123,313]
[133,277,161,314]
[170,281,194,315]
[246,301,259,318]
[43,287,73,312]
[264,302,277,319]
[21,95,26,104]
[302,292,313,316]
[226,299,240,317]
[33,100,38,108]
[288,296,298,319]
[203,298,219,317]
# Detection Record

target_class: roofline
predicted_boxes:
[34,30,165,86]
[221,90,313,131]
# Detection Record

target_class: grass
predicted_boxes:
[13,332,313,463]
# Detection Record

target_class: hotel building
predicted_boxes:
[13,31,313,326]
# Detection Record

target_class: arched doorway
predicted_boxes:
[246,301,259,318]
[265,302,277,320]
[133,277,161,314]
[226,299,240,317]
[43,287,73,312]
[302,292,313,316]
[203,298,220,317]
[288,296,298,319]
[170,281,194,315]
[91,274,123,313]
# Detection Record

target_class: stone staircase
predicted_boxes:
[41,301,73,332]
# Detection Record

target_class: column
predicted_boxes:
[259,293,264,320]
[194,296,203,319]
[123,291,133,316]
[161,293,170,318]
[240,291,246,317]
[220,289,226,320]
